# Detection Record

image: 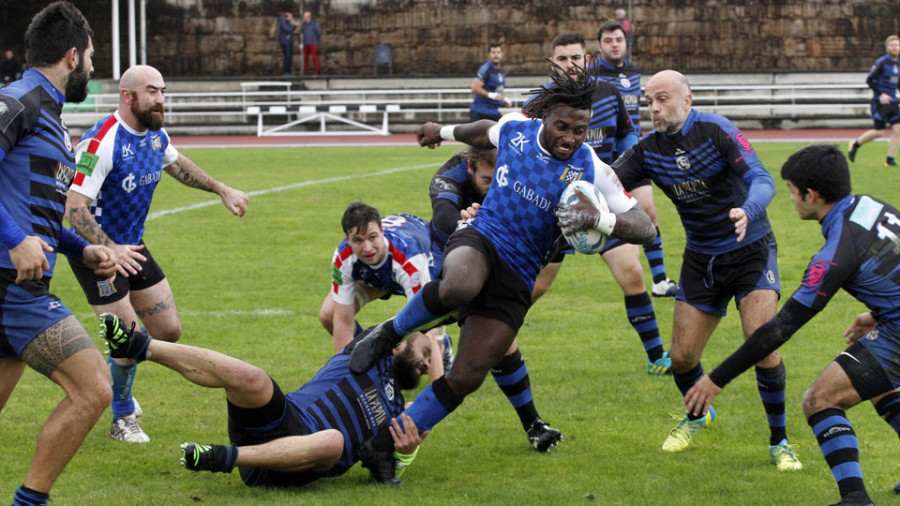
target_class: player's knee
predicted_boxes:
[153,323,182,343]
[801,386,829,417]
[446,363,488,396]
[318,309,333,334]
[668,348,696,372]
[233,364,271,397]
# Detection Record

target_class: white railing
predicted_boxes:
[61,82,876,135]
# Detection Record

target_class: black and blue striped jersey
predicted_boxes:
[613,109,775,255]
[792,195,900,336]
[589,57,642,133]
[867,54,900,103]
[287,348,404,477]
[429,154,483,247]
[0,69,76,274]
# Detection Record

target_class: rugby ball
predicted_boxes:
[559,180,609,254]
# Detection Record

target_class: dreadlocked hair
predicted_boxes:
[522,60,598,119]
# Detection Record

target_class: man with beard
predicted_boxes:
[65,64,249,444]
[0,3,118,505]
[100,312,432,487]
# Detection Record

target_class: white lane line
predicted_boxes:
[179,308,294,317]
[147,163,439,221]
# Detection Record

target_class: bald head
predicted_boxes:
[644,70,693,134]
[119,65,166,131]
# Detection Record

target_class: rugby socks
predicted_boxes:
[756,363,787,445]
[808,408,867,500]
[491,348,540,431]
[624,293,663,361]
[643,226,669,284]
[108,356,137,419]
[874,391,900,435]
[402,376,464,432]
[674,363,706,421]
[392,281,452,337]
[12,486,48,506]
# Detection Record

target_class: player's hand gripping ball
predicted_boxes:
[558,180,609,254]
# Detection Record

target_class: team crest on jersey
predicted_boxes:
[619,75,631,88]
[802,260,834,295]
[121,173,138,193]
[559,166,584,184]
[766,270,776,284]
[676,156,691,171]
[496,164,509,187]
[151,134,162,150]
[732,132,753,152]
[96,279,118,298]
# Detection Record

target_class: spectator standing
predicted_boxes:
[276,12,299,75]
[301,11,322,75]
[0,49,18,85]
[614,8,634,54]
[469,42,512,122]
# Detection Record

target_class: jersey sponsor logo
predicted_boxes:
[121,173,138,193]
[121,143,135,159]
[54,162,76,194]
[76,152,99,176]
[512,180,553,211]
[669,177,710,201]
[850,195,884,230]
[803,260,833,292]
[139,170,162,187]
[96,279,117,298]
[496,164,509,187]
[559,166,584,184]
[732,132,753,152]
[622,94,639,107]
[509,131,529,153]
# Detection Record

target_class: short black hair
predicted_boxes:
[521,63,597,119]
[780,144,851,203]
[597,21,627,42]
[342,202,382,236]
[25,1,93,67]
[489,42,502,51]
[551,32,585,49]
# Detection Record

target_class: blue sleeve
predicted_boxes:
[0,198,26,250]
[866,60,881,94]
[740,165,775,223]
[616,130,639,156]
[57,228,90,259]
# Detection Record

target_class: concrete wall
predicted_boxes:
[137,0,898,78]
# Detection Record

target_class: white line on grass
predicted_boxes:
[179,308,294,317]
[147,163,439,221]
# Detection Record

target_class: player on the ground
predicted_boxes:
[613,70,802,471]
[591,21,678,297]
[347,67,656,482]
[0,3,118,505]
[847,34,900,168]
[684,144,900,505]
[65,64,249,443]
[428,146,563,450]
[527,31,671,376]
[100,312,433,487]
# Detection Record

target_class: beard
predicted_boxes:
[64,59,91,103]
[391,346,422,391]
[131,97,164,131]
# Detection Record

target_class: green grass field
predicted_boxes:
[2,140,899,505]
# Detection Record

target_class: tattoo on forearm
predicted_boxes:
[67,206,112,246]
[170,159,213,192]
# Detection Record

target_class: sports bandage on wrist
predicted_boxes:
[439,125,458,141]
[393,447,419,478]
[487,92,499,101]
[594,211,616,236]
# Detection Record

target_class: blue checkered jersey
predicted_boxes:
[470,61,506,115]
[473,113,638,289]
[287,349,404,477]
[614,109,775,255]
[866,54,900,103]
[331,213,438,305]
[0,70,77,273]
[589,58,642,133]
[791,195,900,337]
[429,154,483,247]
[69,112,178,245]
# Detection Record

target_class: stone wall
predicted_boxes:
[5,0,899,78]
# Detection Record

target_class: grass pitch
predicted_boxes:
[2,140,899,505]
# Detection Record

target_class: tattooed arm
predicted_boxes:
[163,154,249,217]
[64,191,146,277]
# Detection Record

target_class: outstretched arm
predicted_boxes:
[164,154,249,217]
[417,121,497,150]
